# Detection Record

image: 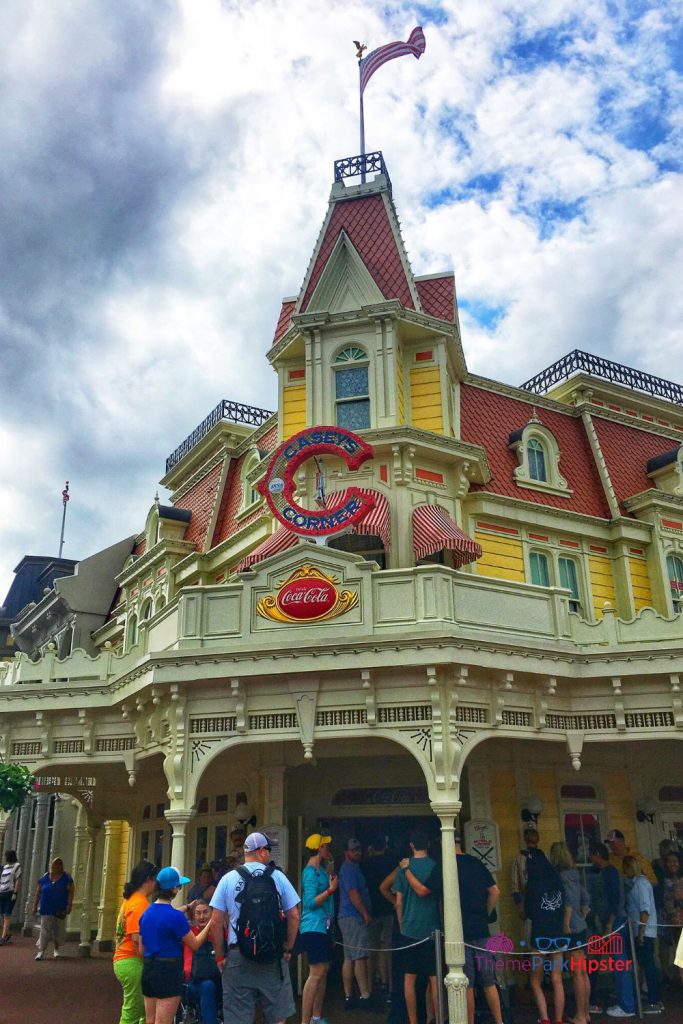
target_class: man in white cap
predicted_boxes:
[210,831,301,1024]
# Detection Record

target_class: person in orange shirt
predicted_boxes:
[113,861,158,1024]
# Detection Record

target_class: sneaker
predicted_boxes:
[53,950,61,959]
[344,997,356,1012]
[606,1008,634,1018]
[589,1007,602,1015]
[35,951,44,961]
[643,1005,663,1015]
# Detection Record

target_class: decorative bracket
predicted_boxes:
[567,731,584,771]
[362,670,376,727]
[232,679,247,733]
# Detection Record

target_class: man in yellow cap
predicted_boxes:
[298,834,337,1024]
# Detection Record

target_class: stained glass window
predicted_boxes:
[334,348,370,429]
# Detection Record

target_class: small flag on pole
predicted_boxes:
[359,26,426,95]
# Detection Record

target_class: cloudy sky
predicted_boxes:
[1,0,682,597]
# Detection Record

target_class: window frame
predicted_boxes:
[333,346,371,430]
[666,553,683,613]
[510,422,571,497]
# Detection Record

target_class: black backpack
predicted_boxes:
[235,865,287,964]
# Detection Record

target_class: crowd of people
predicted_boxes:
[1,823,683,1024]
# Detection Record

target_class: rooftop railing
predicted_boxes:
[166,399,274,472]
[520,349,683,405]
[334,152,392,195]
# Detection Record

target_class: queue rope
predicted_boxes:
[326,921,681,957]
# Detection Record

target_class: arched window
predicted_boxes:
[529,551,550,587]
[127,615,138,650]
[141,599,153,621]
[155,594,166,613]
[240,451,261,512]
[667,554,683,612]
[559,556,581,613]
[509,420,570,496]
[328,532,386,569]
[334,346,370,430]
[527,438,547,481]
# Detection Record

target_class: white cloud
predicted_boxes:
[0,0,681,596]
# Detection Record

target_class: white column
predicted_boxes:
[78,825,100,956]
[23,794,50,934]
[433,800,468,1024]
[165,809,196,906]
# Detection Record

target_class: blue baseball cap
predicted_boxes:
[157,866,191,888]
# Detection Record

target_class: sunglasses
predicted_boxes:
[535,937,571,952]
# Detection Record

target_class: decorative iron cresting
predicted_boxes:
[520,349,683,406]
[166,399,274,472]
[334,152,392,196]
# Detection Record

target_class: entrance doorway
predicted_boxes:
[316,814,440,863]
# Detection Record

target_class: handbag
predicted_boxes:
[191,943,220,984]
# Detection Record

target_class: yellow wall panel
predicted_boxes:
[410,367,443,432]
[601,771,634,836]
[396,359,406,424]
[588,555,616,618]
[489,768,522,941]
[629,557,653,611]
[282,384,306,436]
[475,532,525,582]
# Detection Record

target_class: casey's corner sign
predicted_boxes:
[258,426,375,536]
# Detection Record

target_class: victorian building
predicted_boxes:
[1,153,682,1022]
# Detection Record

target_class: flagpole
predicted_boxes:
[59,481,69,558]
[359,59,366,183]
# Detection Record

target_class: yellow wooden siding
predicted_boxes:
[629,557,653,611]
[410,367,443,432]
[282,384,306,435]
[474,532,525,582]
[489,768,522,942]
[396,359,406,424]
[588,555,616,618]
[602,771,634,836]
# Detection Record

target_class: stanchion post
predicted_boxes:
[435,929,445,1024]
[626,918,643,1020]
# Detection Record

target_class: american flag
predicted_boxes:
[62,482,70,504]
[359,26,426,95]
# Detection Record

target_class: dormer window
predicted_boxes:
[527,438,547,482]
[239,450,262,513]
[334,346,370,430]
[509,417,571,497]
[647,446,683,496]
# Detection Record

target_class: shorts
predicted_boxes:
[0,893,16,917]
[295,931,333,965]
[338,916,370,961]
[141,957,183,999]
[464,940,497,988]
[399,934,438,977]
[368,914,393,952]
[223,948,295,1024]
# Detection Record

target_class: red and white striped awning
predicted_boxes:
[325,488,391,553]
[236,526,299,571]
[412,504,482,567]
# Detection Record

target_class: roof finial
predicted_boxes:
[529,406,542,424]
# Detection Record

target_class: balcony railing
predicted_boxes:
[166,399,274,472]
[334,152,392,195]
[520,349,683,405]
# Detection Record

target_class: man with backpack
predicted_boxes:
[210,831,301,1024]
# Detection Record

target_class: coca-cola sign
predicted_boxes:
[276,578,337,619]
[257,565,358,624]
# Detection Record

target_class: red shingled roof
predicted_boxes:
[415,275,455,322]
[133,538,146,558]
[591,416,676,507]
[176,461,223,550]
[299,195,415,313]
[271,299,296,346]
[259,423,279,453]
[460,383,610,518]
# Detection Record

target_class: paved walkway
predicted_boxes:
[0,935,682,1024]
